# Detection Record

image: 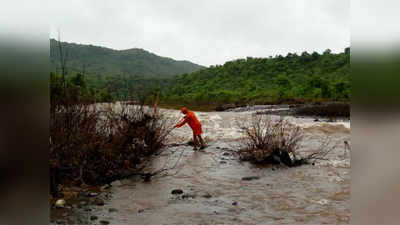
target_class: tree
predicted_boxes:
[323,49,332,55]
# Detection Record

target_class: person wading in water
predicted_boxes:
[175,107,206,150]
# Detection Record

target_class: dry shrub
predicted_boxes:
[236,115,334,166]
[50,102,174,196]
[300,136,338,162]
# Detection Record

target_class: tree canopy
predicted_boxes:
[162,48,350,106]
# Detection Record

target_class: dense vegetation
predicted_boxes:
[50,39,350,109]
[50,39,203,78]
[163,48,350,108]
[50,66,175,196]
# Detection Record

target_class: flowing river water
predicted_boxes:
[52,106,350,225]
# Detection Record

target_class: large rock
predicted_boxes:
[280,151,294,167]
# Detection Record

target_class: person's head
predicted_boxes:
[180,107,188,114]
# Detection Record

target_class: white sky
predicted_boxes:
[49,0,350,66]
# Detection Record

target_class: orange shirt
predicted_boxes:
[176,110,203,135]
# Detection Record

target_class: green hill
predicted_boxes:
[50,39,204,78]
[163,48,350,107]
[50,39,350,106]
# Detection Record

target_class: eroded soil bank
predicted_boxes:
[51,106,350,225]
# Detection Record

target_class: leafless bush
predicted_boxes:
[299,136,338,162]
[236,115,335,166]
[49,102,174,196]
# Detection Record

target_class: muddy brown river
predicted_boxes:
[52,107,350,225]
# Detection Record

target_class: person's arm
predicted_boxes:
[175,116,189,128]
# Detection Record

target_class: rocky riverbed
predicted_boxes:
[51,106,350,225]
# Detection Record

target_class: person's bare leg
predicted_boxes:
[198,135,206,149]
[193,134,199,150]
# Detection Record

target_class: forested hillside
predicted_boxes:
[163,48,350,107]
[50,39,203,77]
[50,38,350,107]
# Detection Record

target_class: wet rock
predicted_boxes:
[109,208,118,213]
[280,151,294,167]
[216,147,220,149]
[138,209,144,213]
[90,215,98,221]
[84,208,92,212]
[182,193,196,199]
[241,176,260,181]
[171,189,184,195]
[222,152,230,156]
[100,220,110,225]
[94,198,105,206]
[232,201,238,206]
[219,161,227,164]
[314,118,320,122]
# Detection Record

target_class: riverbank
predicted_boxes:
[159,102,350,120]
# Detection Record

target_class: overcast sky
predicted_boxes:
[49,0,349,66]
